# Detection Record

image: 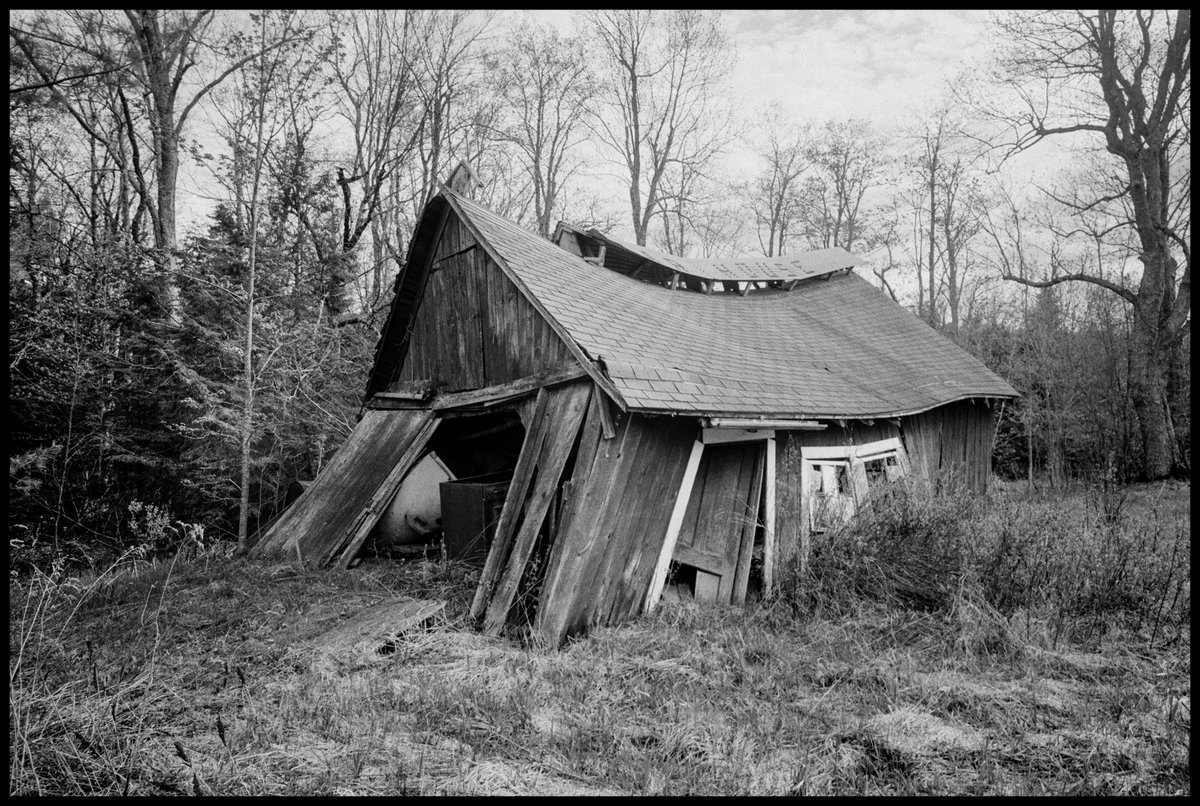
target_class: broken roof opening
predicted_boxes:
[552,221,864,293]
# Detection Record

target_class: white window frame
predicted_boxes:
[800,437,908,534]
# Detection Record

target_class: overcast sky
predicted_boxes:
[179,10,1015,247]
[528,9,994,133]
[726,10,992,127]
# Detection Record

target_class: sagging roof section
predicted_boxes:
[553,222,862,287]
[372,187,1017,420]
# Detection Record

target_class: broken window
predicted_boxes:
[800,438,908,535]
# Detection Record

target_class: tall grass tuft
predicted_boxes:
[9,545,196,795]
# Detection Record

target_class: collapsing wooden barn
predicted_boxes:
[253,177,1017,647]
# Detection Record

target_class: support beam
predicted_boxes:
[583,243,607,267]
[432,364,586,411]
[644,440,705,611]
[701,427,775,445]
[763,436,777,598]
[704,417,825,430]
[595,384,617,439]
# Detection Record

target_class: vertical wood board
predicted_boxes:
[594,417,696,623]
[533,403,631,643]
[645,439,706,611]
[252,409,437,562]
[469,388,552,620]
[481,382,593,635]
[730,442,766,605]
[675,441,763,603]
[533,414,694,646]
[763,437,777,597]
[774,432,805,573]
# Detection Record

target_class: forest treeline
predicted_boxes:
[8,10,1190,570]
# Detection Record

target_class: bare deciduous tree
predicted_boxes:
[485,22,596,239]
[900,105,990,331]
[979,9,1190,479]
[585,9,733,247]
[799,119,883,253]
[746,103,811,257]
[13,10,291,324]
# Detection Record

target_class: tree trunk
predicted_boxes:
[155,133,182,325]
[1128,308,1179,480]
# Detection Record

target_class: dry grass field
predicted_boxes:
[10,480,1189,795]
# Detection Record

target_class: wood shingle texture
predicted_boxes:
[438,189,1017,419]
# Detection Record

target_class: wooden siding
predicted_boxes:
[251,409,437,563]
[674,441,765,604]
[470,381,594,632]
[533,411,697,646]
[397,213,575,391]
[901,399,996,492]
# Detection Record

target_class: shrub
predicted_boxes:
[777,477,1190,650]
[779,479,976,617]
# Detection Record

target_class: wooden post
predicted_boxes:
[644,440,705,611]
[763,436,777,598]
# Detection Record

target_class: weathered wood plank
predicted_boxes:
[694,570,721,603]
[676,441,761,603]
[594,417,692,623]
[480,251,578,386]
[531,403,630,643]
[382,379,435,399]
[645,439,705,611]
[671,541,726,575]
[252,409,437,563]
[365,398,428,411]
[372,201,449,395]
[595,386,617,439]
[763,437,777,597]
[332,415,440,568]
[774,432,804,574]
[445,194,629,411]
[701,427,776,445]
[731,442,765,605]
[847,459,870,506]
[398,212,581,392]
[469,388,552,621]
[482,382,593,635]
[557,414,655,631]
[432,364,586,411]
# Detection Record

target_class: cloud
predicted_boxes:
[727,10,992,128]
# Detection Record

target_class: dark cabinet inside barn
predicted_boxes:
[440,473,511,565]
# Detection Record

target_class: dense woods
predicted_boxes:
[8,10,1190,570]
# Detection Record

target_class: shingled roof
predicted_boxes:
[384,188,1017,420]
